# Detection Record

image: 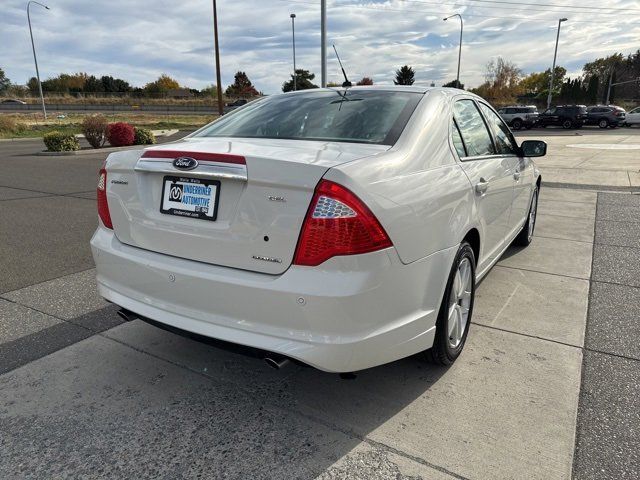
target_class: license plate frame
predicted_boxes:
[160,175,221,221]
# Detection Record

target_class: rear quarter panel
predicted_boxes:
[328,90,476,265]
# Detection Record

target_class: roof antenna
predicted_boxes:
[332,44,352,88]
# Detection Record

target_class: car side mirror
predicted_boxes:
[520,140,547,157]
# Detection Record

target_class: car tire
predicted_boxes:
[511,119,523,130]
[598,118,609,129]
[426,242,475,366]
[514,187,539,247]
[562,119,573,129]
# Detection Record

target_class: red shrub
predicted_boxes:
[106,122,135,147]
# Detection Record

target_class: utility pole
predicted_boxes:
[27,1,50,120]
[290,13,297,91]
[321,0,327,87]
[546,18,568,110]
[605,68,614,104]
[212,0,224,116]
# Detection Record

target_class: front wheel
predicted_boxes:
[562,119,573,129]
[598,119,609,129]
[426,242,476,366]
[511,119,523,130]
[514,187,539,246]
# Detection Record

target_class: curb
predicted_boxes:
[543,181,640,193]
[36,145,146,156]
[1,129,179,144]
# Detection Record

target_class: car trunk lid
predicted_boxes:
[105,137,388,274]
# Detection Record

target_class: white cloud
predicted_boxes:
[1,0,639,94]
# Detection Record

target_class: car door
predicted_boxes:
[453,99,516,271]
[540,107,557,126]
[628,107,640,124]
[478,102,532,240]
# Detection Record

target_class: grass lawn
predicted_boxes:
[0,112,216,139]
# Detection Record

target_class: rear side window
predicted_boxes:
[479,103,518,155]
[453,100,495,157]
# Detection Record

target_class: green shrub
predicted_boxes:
[43,131,80,152]
[82,114,108,148]
[133,127,156,145]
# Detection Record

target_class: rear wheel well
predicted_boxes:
[463,229,480,266]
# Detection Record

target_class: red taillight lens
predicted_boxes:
[293,180,392,266]
[97,168,113,229]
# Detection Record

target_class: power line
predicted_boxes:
[281,0,635,25]
[462,0,640,13]
[401,0,630,16]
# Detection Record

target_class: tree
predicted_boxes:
[84,75,105,93]
[0,68,11,94]
[200,84,218,97]
[144,74,180,94]
[225,71,259,96]
[394,66,415,85]
[470,57,522,103]
[356,77,374,86]
[586,75,599,104]
[101,76,131,93]
[27,77,39,95]
[282,69,318,92]
[442,79,464,89]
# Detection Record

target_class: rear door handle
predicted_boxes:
[513,171,521,181]
[475,178,489,194]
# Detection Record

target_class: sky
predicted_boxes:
[2,0,640,94]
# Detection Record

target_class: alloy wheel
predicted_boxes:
[447,257,473,349]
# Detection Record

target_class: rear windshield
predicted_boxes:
[194,90,423,146]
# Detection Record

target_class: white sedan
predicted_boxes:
[625,106,640,126]
[91,86,545,372]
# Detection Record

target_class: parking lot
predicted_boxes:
[1,129,639,479]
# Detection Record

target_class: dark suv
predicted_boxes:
[538,105,588,129]
[585,105,626,128]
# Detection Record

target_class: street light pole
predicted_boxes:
[212,0,224,116]
[321,0,327,87]
[443,14,463,88]
[290,13,297,91]
[546,18,568,110]
[27,1,49,120]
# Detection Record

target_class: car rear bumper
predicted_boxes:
[91,227,456,372]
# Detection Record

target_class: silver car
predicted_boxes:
[92,87,545,372]
[497,105,539,130]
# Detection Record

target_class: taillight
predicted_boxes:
[97,168,113,229]
[293,180,392,266]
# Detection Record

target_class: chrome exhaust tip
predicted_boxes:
[117,308,139,322]
[264,356,290,370]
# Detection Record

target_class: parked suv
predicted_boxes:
[538,105,588,129]
[585,105,626,128]
[496,106,539,130]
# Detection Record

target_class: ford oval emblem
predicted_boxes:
[173,157,198,170]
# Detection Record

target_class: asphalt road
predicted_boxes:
[1,131,639,479]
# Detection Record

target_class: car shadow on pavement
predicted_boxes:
[0,313,451,478]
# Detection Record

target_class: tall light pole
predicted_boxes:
[321,0,327,87]
[290,13,297,91]
[546,18,568,110]
[27,1,49,119]
[443,14,463,89]
[212,0,224,116]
